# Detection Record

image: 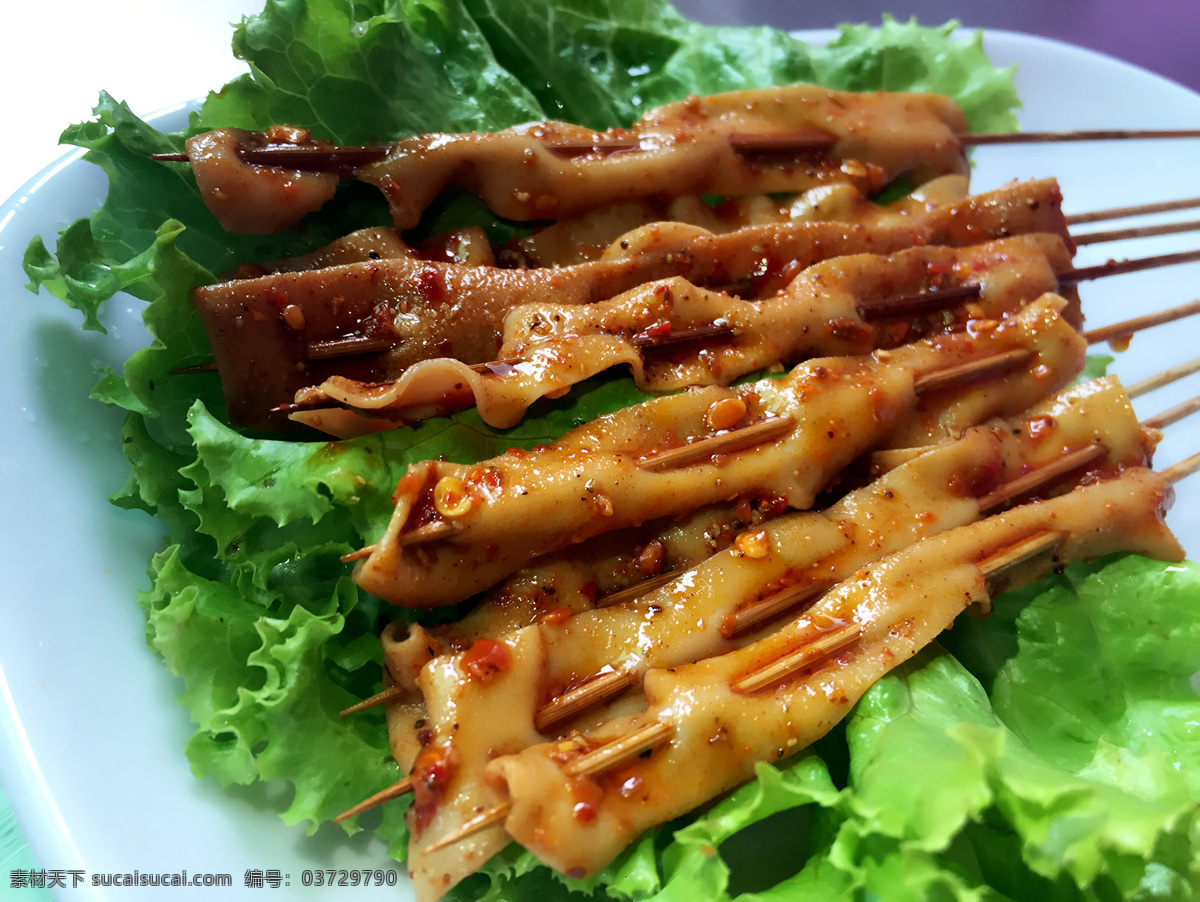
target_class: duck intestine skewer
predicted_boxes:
[167,86,970,234]
[392,375,1154,899]
[152,85,1200,238]
[286,233,1073,436]
[351,285,1200,734]
[190,177,1069,429]
[352,294,1085,609]
[475,465,1183,880]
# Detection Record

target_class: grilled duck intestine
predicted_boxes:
[484,466,1183,878]
[292,233,1075,437]
[387,376,1156,900]
[191,178,1068,430]
[353,293,1086,609]
[234,173,975,276]
[185,86,967,235]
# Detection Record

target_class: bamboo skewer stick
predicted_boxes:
[911,349,1032,394]
[333,777,413,824]
[977,529,1063,578]
[731,444,1107,639]
[397,521,463,547]
[534,667,642,733]
[963,128,1200,145]
[1142,393,1200,430]
[636,416,796,472]
[338,682,403,715]
[420,720,677,854]
[596,570,688,608]
[1161,450,1200,484]
[1061,248,1200,284]
[421,804,510,854]
[856,283,981,317]
[975,445,1107,511]
[1066,196,1200,226]
[1072,218,1200,247]
[340,685,405,716]
[731,583,831,637]
[150,127,1200,169]
[1082,299,1200,346]
[1126,356,1200,398]
[732,623,863,693]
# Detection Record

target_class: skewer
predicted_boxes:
[369,346,1082,551]
[421,803,510,854]
[150,127,1200,169]
[339,390,1200,822]
[534,666,641,733]
[974,445,1107,511]
[187,232,1200,382]
[1161,450,1200,484]
[421,720,675,854]
[1072,218,1200,247]
[397,521,463,547]
[732,444,1106,638]
[637,415,795,472]
[856,283,981,318]
[596,569,688,608]
[732,623,863,693]
[977,529,1063,578]
[1060,248,1200,284]
[340,684,405,716]
[1082,299,1200,346]
[420,519,1082,853]
[310,335,396,360]
[910,349,1032,394]
[333,777,413,824]
[1066,195,1200,226]
[339,682,403,714]
[629,322,738,351]
[1142,392,1200,430]
[1126,356,1200,398]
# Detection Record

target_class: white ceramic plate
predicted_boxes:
[2,29,1199,902]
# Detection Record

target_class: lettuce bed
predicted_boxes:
[22,1,1200,899]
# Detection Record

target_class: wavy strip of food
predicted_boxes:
[512,173,977,267]
[482,467,1183,879]
[379,499,753,773]
[250,175,981,276]
[295,233,1074,435]
[191,178,1067,429]
[355,293,1085,609]
[379,370,1132,772]
[397,375,1154,899]
[185,86,967,234]
[234,176,978,277]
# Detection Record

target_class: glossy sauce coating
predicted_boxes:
[359,86,968,231]
[387,376,1153,899]
[191,178,1068,429]
[355,294,1085,609]
[297,233,1072,434]
[485,469,1183,878]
